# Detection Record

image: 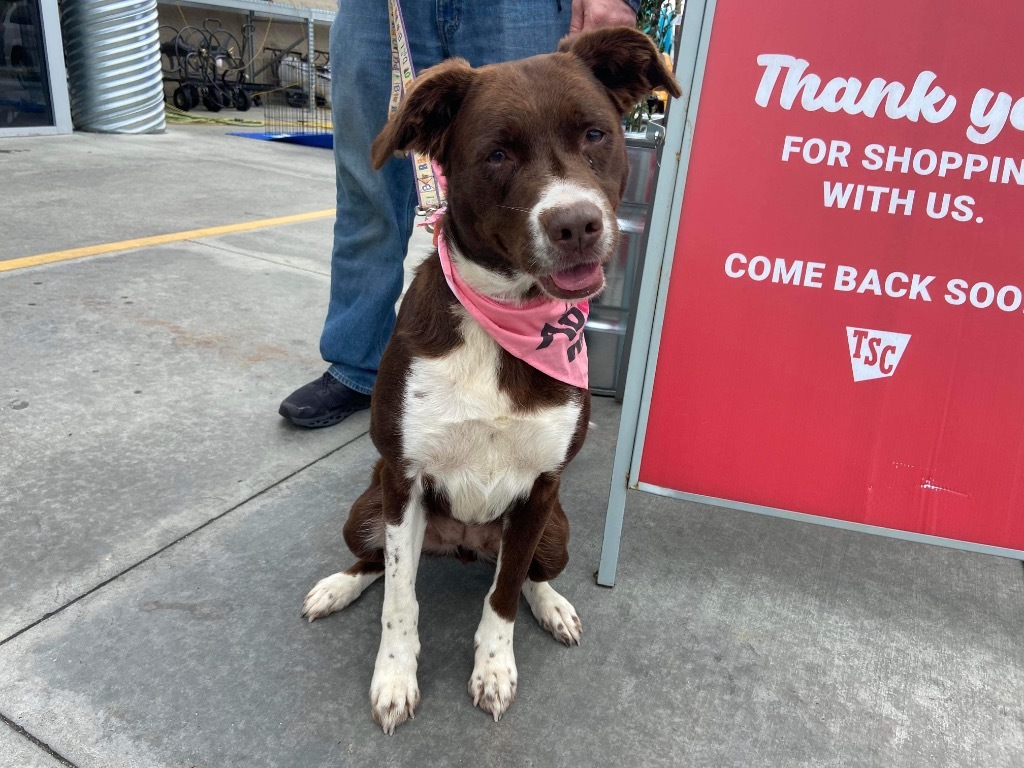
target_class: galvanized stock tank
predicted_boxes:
[60,0,165,133]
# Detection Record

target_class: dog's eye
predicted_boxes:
[487,149,507,164]
[585,129,605,143]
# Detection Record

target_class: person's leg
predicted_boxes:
[281,1,444,427]
[323,0,443,394]
[444,0,571,66]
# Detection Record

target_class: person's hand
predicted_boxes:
[569,0,637,34]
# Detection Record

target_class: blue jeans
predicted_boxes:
[321,0,571,394]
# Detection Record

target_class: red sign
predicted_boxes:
[639,0,1024,550]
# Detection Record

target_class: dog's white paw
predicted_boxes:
[370,656,420,735]
[469,641,517,722]
[301,572,369,621]
[523,581,582,646]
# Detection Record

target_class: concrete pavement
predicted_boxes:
[1,124,1022,767]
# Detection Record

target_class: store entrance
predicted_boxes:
[0,0,54,128]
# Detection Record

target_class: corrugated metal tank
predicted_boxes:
[60,0,165,133]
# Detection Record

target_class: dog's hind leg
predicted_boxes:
[302,462,387,621]
[302,560,384,621]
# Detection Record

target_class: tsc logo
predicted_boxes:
[846,326,911,382]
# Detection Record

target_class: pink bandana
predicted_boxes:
[436,232,589,389]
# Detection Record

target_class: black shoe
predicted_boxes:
[279,372,372,428]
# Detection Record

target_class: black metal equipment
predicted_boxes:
[159,19,251,112]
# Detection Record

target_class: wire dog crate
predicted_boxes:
[158,14,331,143]
[261,48,331,138]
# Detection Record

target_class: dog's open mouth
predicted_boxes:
[538,262,605,300]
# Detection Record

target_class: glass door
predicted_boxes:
[0,0,70,134]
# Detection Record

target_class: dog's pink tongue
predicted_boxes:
[550,263,602,291]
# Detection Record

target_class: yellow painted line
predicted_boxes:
[0,209,335,273]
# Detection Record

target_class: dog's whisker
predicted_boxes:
[497,205,531,213]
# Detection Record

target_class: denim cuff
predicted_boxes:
[326,366,374,397]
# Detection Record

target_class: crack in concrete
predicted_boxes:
[1,711,79,767]
[189,238,332,278]
[0,429,370,650]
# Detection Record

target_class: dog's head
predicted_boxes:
[371,26,681,302]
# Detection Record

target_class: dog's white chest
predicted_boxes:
[401,312,581,525]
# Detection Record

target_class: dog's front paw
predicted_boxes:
[468,647,518,722]
[370,657,420,735]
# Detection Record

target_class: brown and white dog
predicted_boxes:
[301,27,680,734]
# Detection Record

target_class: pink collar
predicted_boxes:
[436,231,589,389]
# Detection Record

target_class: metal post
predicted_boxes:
[596,0,715,586]
[246,11,256,86]
[306,15,316,125]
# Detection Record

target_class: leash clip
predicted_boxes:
[416,204,447,245]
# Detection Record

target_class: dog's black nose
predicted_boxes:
[541,203,604,253]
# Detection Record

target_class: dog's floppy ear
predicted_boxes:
[370,58,475,170]
[558,26,682,114]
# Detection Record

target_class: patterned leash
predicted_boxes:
[387,0,447,218]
